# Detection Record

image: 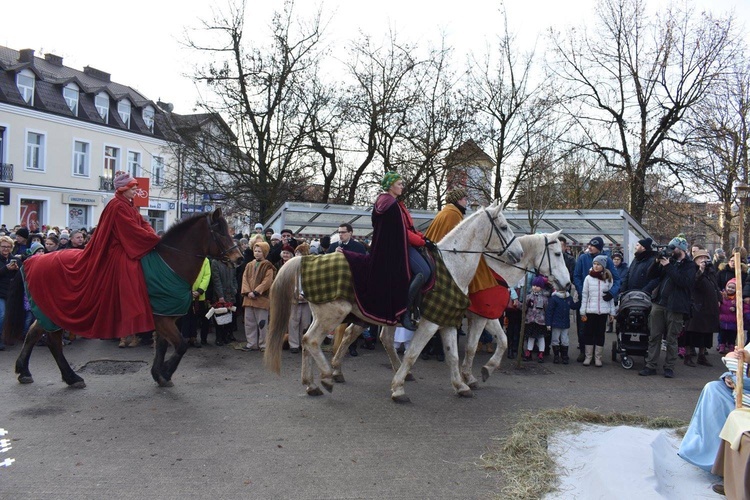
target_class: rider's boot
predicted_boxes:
[400,273,426,332]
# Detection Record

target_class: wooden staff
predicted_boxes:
[734,251,745,409]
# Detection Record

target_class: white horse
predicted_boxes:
[375,231,571,389]
[264,201,524,402]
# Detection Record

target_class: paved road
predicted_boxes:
[0,330,720,499]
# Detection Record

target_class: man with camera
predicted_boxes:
[639,235,697,378]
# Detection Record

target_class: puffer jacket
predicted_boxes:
[719,294,750,330]
[545,291,579,328]
[581,273,616,316]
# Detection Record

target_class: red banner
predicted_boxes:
[133,177,150,207]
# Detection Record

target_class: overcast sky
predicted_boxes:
[2,0,748,113]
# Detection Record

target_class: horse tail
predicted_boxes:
[264,256,301,374]
[3,273,28,344]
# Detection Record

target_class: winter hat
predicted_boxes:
[638,238,653,250]
[47,230,57,238]
[668,235,688,252]
[727,278,737,289]
[445,187,468,205]
[271,233,282,242]
[113,171,138,192]
[588,236,604,251]
[254,223,263,230]
[295,243,310,256]
[612,250,624,260]
[59,231,70,241]
[715,248,726,256]
[593,255,608,268]
[531,276,546,288]
[27,241,44,255]
[16,227,29,240]
[254,241,270,258]
[693,249,710,261]
[281,244,294,254]
[381,171,402,191]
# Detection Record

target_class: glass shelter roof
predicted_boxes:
[264,202,651,255]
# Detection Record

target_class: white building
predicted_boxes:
[0,46,182,231]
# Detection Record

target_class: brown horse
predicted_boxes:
[3,209,242,388]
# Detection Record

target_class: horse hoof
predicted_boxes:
[405,373,416,382]
[468,381,479,390]
[307,387,324,396]
[332,373,346,383]
[458,388,474,398]
[157,379,174,388]
[70,381,86,389]
[391,393,411,404]
[321,380,334,393]
[18,376,33,384]
[481,366,492,382]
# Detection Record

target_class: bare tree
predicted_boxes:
[681,57,750,249]
[185,0,326,220]
[549,0,737,222]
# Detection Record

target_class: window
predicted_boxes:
[142,106,154,132]
[63,85,79,116]
[152,156,164,186]
[147,210,165,233]
[25,131,45,171]
[16,72,34,105]
[103,146,119,178]
[95,93,109,122]
[127,151,141,177]
[73,141,89,176]
[0,126,5,164]
[117,100,131,127]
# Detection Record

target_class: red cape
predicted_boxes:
[24,193,162,338]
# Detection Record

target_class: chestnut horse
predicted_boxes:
[3,209,242,388]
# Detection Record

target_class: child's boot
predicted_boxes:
[523,349,531,361]
[552,346,560,364]
[594,346,603,367]
[561,346,570,365]
[718,343,726,354]
[583,345,594,366]
[538,352,544,363]
[729,344,736,355]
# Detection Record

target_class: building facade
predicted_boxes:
[0,46,180,231]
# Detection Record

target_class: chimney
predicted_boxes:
[44,53,63,66]
[83,66,111,82]
[18,49,35,63]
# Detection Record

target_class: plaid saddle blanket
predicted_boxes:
[300,250,469,327]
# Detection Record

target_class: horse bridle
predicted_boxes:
[443,208,518,264]
[158,214,239,259]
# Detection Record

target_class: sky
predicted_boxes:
[1,0,748,114]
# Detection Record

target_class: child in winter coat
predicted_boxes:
[524,276,549,362]
[718,278,749,354]
[580,255,617,367]
[241,242,276,351]
[545,289,579,364]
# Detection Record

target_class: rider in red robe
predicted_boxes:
[24,171,162,338]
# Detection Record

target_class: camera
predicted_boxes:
[656,245,675,259]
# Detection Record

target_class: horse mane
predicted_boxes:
[160,212,219,246]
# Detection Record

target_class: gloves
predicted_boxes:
[602,291,613,302]
[424,238,437,251]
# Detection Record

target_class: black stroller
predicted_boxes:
[611,290,652,369]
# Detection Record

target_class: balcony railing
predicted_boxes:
[0,164,13,182]
[99,176,114,191]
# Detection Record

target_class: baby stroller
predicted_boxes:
[611,290,652,369]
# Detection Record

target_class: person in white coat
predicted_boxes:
[580,255,617,366]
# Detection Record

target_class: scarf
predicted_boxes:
[452,202,466,215]
[589,269,605,281]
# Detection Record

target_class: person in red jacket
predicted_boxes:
[24,171,162,339]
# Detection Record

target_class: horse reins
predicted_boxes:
[443,209,518,263]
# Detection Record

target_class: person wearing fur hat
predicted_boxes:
[21,170,162,340]
[639,235,697,378]
[573,236,620,361]
[241,241,276,351]
[716,246,747,292]
[580,255,617,366]
[524,276,549,362]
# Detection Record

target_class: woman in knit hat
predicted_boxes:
[580,255,617,366]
